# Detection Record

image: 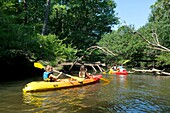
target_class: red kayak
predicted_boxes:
[109,69,128,75]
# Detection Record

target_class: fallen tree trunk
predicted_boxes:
[132,68,159,73]
[156,71,170,76]
[132,68,170,76]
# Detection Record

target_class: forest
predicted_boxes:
[0,0,170,80]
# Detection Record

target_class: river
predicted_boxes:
[0,73,169,113]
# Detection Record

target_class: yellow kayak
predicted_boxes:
[22,74,102,93]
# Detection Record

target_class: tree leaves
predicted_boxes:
[49,0,119,49]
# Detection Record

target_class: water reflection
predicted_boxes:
[0,74,169,113]
[96,74,170,112]
[115,74,128,88]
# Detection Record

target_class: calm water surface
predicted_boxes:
[0,74,170,113]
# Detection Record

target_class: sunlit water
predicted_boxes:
[0,74,170,113]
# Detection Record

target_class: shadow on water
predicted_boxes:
[0,56,44,82]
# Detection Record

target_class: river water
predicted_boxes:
[0,73,169,113]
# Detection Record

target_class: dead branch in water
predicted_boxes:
[68,46,117,73]
[132,68,170,76]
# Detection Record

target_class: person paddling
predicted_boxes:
[112,63,117,71]
[43,65,62,82]
[117,64,126,72]
[79,65,91,79]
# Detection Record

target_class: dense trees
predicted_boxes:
[97,25,149,66]
[98,0,170,68]
[0,0,118,64]
[0,0,119,79]
[48,0,119,49]
[1,0,170,80]
[148,0,170,66]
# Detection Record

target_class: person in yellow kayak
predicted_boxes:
[112,63,117,71]
[79,65,91,79]
[43,65,62,82]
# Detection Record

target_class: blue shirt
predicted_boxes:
[118,65,126,72]
[43,72,52,80]
[118,66,123,69]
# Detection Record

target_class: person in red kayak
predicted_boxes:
[79,65,91,79]
[117,64,126,72]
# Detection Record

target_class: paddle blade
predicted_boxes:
[123,60,130,64]
[100,77,110,82]
[34,62,44,69]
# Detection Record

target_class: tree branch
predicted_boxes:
[68,46,117,73]
[134,31,170,52]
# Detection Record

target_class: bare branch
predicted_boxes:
[134,31,170,52]
[152,29,160,45]
[85,46,117,56]
[147,46,169,51]
[68,46,116,73]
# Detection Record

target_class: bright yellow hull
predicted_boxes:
[22,75,102,92]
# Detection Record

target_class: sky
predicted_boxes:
[113,0,157,30]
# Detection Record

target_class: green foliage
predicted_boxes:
[0,15,38,60]
[98,25,149,64]
[149,0,170,48]
[49,0,119,49]
[149,0,170,23]
[147,0,170,65]
[0,0,77,66]
[37,34,77,63]
[97,0,170,67]
[156,52,170,65]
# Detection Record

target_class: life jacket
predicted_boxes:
[43,72,53,82]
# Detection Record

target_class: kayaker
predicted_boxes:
[43,65,62,82]
[112,63,117,71]
[79,65,91,78]
[117,64,126,72]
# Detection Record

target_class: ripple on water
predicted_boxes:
[0,74,170,113]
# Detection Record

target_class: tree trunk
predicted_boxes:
[23,0,27,25]
[41,0,50,36]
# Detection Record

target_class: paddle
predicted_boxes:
[34,62,84,82]
[34,62,45,69]
[102,69,110,74]
[102,65,115,74]
[52,70,84,82]
[122,59,130,64]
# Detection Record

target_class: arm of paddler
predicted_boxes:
[53,70,84,82]
[50,72,62,80]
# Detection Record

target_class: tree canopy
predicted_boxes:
[48,0,119,49]
[1,0,170,79]
[97,0,170,67]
